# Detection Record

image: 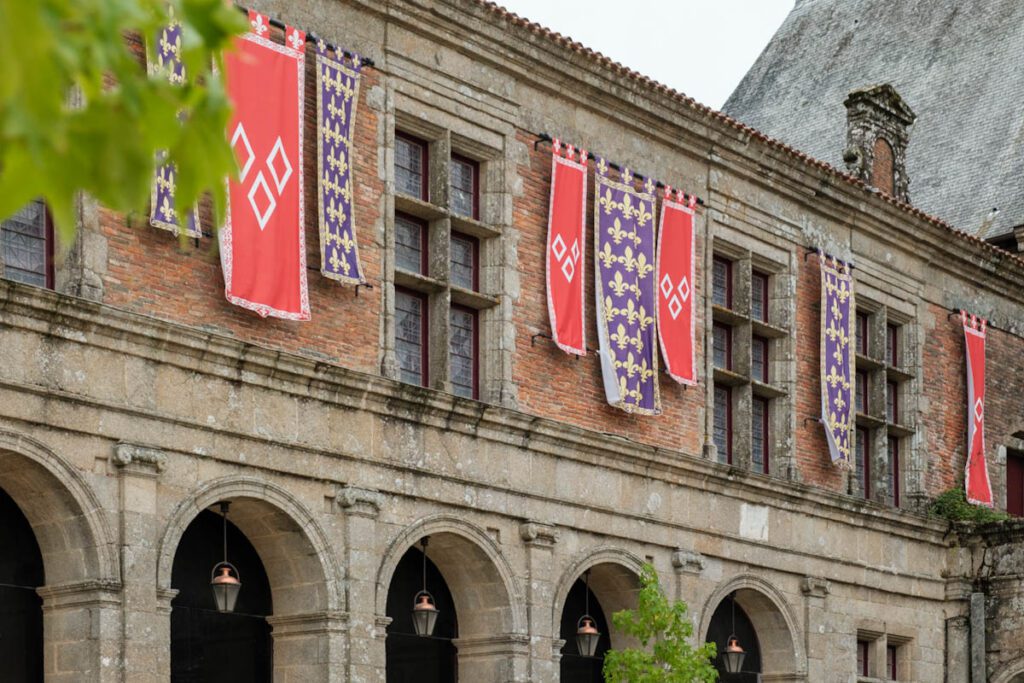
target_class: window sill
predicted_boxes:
[394,269,446,293]
[752,379,786,399]
[451,213,501,239]
[885,365,915,382]
[856,353,885,372]
[713,367,747,387]
[395,194,447,221]
[451,285,498,310]
[711,304,746,326]
[751,318,789,339]
[887,422,914,438]
[856,412,886,429]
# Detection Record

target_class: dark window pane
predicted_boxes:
[856,312,869,356]
[752,397,768,474]
[450,157,477,219]
[450,233,476,290]
[714,386,731,464]
[887,645,898,679]
[395,214,425,274]
[712,257,731,308]
[855,428,870,499]
[395,134,426,200]
[1008,451,1024,517]
[886,381,899,423]
[857,641,869,676]
[752,336,768,383]
[395,290,426,386]
[886,324,900,366]
[713,323,732,370]
[888,438,900,507]
[751,271,768,322]
[1,199,48,287]
[449,307,476,399]
[855,371,868,413]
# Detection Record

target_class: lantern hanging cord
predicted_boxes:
[421,536,429,593]
[234,4,376,67]
[221,501,229,565]
[533,133,705,207]
[584,569,590,615]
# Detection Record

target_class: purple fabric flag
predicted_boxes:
[594,159,661,415]
[819,253,855,468]
[149,15,200,238]
[316,40,365,284]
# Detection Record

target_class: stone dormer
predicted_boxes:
[842,84,916,202]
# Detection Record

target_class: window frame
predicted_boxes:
[713,322,733,371]
[886,380,899,423]
[751,270,769,322]
[394,212,429,276]
[714,385,733,465]
[449,231,480,292]
[752,335,769,383]
[448,304,479,400]
[856,312,869,357]
[1008,450,1024,517]
[855,427,871,499]
[886,643,898,680]
[888,437,901,508]
[712,256,733,309]
[1,200,54,289]
[855,370,869,414]
[395,131,430,202]
[449,153,480,220]
[857,640,870,677]
[394,286,430,388]
[886,323,900,367]
[752,395,770,474]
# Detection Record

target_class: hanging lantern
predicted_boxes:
[411,537,439,637]
[722,635,746,674]
[575,569,602,657]
[575,615,601,657]
[209,501,242,613]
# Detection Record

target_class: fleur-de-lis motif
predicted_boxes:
[326,196,347,226]
[598,242,617,269]
[634,251,654,279]
[621,245,636,272]
[621,298,639,325]
[251,14,269,36]
[603,296,619,322]
[599,187,618,215]
[288,30,304,51]
[339,230,356,254]
[608,270,630,297]
[329,246,351,275]
[637,304,653,331]
[611,323,630,350]
[159,195,176,222]
[607,217,628,245]
[634,200,653,229]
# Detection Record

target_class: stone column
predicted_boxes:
[519,521,558,681]
[671,548,706,647]
[268,611,349,682]
[801,576,830,682]
[37,580,122,683]
[945,615,970,683]
[452,634,531,683]
[113,442,167,682]
[338,485,385,682]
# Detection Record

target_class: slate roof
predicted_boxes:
[723,0,1024,240]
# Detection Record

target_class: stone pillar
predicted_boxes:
[671,548,706,647]
[113,442,167,682]
[945,615,970,683]
[519,521,558,681]
[801,576,830,682]
[970,592,986,683]
[338,485,384,682]
[452,634,531,683]
[38,580,122,683]
[268,611,349,683]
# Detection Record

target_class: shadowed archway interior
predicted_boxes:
[171,508,273,683]
[559,577,612,683]
[386,546,458,683]
[706,594,762,682]
[0,486,44,683]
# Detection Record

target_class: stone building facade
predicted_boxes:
[1,0,1023,681]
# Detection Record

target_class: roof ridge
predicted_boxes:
[471,0,1024,268]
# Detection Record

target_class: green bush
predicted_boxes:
[928,487,1009,523]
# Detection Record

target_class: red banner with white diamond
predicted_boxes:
[219,12,309,320]
[962,311,993,506]
[656,189,697,385]
[545,141,588,355]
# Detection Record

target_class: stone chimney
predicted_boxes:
[842,84,916,202]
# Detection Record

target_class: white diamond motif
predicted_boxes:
[561,258,575,282]
[974,397,984,422]
[660,274,673,298]
[232,123,255,181]
[247,172,276,231]
[677,276,690,302]
[668,296,682,319]
[570,239,580,264]
[267,137,292,193]
[552,234,567,260]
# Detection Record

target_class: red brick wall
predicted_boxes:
[96,33,1019,505]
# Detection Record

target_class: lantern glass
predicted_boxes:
[722,648,746,674]
[412,590,439,637]
[575,615,601,657]
[210,562,241,613]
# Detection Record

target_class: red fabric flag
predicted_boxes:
[963,311,993,506]
[656,190,697,385]
[219,12,309,320]
[545,141,588,355]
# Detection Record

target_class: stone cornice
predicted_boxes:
[0,281,952,551]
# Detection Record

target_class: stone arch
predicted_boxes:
[991,657,1024,683]
[157,475,342,616]
[376,514,527,637]
[552,546,645,650]
[699,573,805,678]
[0,428,117,585]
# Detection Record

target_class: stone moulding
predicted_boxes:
[113,442,167,472]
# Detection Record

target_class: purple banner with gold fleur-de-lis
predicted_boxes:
[819,253,855,468]
[148,13,200,238]
[316,40,365,284]
[594,159,661,415]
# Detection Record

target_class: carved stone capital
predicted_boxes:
[373,614,393,640]
[519,521,558,547]
[801,576,831,598]
[337,485,384,517]
[671,548,705,574]
[113,442,166,474]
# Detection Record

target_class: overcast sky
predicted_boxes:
[494,0,794,110]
